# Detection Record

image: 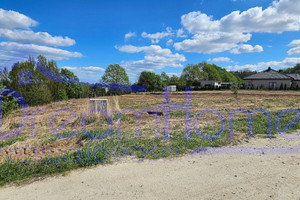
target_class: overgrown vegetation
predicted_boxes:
[0,54,300,187]
[0,106,300,186]
[0,55,104,108]
[0,55,130,114]
[0,129,228,186]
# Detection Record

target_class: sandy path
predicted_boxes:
[1,136,300,200]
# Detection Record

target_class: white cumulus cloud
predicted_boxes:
[124,32,136,40]
[174,32,251,53]
[0,8,81,67]
[115,44,186,74]
[141,27,173,44]
[0,8,38,29]
[176,29,187,38]
[0,42,82,66]
[62,66,105,83]
[182,0,300,34]
[181,11,220,34]
[63,66,105,72]
[0,29,75,46]
[208,57,233,63]
[227,57,300,71]
[288,39,300,55]
[175,0,300,54]
[230,44,263,54]
[166,39,173,46]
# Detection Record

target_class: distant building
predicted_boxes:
[200,81,221,88]
[166,85,176,92]
[286,74,300,88]
[220,82,233,88]
[244,67,300,89]
[193,81,232,89]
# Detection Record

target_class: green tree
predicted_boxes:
[169,75,179,85]
[230,83,239,99]
[101,64,130,84]
[38,55,67,101]
[8,59,53,105]
[230,70,257,80]
[181,63,208,87]
[0,85,18,116]
[137,71,163,91]
[160,72,170,88]
[180,61,244,89]
[202,63,222,81]
[60,68,86,99]
[282,63,300,73]
[168,74,186,90]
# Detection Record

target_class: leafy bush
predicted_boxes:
[1,95,18,116]
[22,84,52,106]
[57,89,68,101]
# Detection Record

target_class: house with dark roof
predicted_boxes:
[244,67,300,89]
[286,74,300,87]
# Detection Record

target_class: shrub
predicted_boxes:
[57,89,68,101]
[24,84,52,106]
[230,83,239,99]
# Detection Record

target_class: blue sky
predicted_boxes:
[0,0,300,83]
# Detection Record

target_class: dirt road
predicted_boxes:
[1,136,300,199]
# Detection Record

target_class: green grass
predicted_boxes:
[40,135,57,145]
[0,136,26,148]
[231,111,300,135]
[9,122,20,130]
[170,111,189,117]
[0,128,228,186]
[0,109,299,186]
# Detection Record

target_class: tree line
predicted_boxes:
[0,56,127,115]
[0,56,246,114]
[0,55,111,107]
[4,54,299,115]
[137,62,244,91]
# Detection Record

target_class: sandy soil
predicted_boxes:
[1,135,300,200]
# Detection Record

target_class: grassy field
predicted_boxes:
[1,90,300,186]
